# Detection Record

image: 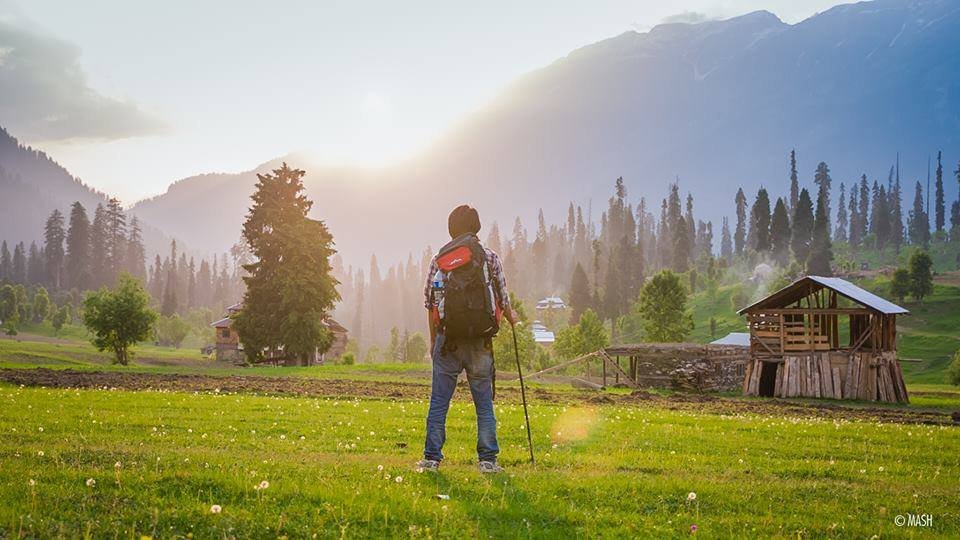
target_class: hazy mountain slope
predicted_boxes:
[132,0,960,265]
[0,127,182,260]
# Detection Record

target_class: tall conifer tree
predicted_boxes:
[65,202,91,290]
[935,151,945,233]
[43,209,66,289]
[734,188,747,256]
[770,198,791,265]
[791,188,815,265]
[233,164,340,364]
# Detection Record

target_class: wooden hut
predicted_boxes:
[738,276,909,402]
[209,302,348,365]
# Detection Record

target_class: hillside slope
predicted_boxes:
[0,127,183,259]
[125,0,960,265]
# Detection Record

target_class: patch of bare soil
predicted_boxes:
[1,368,955,426]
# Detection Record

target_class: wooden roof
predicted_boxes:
[737,275,909,315]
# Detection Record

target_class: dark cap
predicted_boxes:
[448,205,481,238]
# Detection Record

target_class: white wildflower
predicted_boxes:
[687,492,697,501]
[86,478,96,487]
[210,504,222,514]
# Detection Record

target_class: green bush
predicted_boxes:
[340,352,356,365]
[949,350,960,386]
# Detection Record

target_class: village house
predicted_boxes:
[738,276,909,402]
[210,303,348,365]
[535,296,567,311]
[530,320,555,345]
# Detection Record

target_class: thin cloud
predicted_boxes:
[660,11,714,25]
[0,10,165,142]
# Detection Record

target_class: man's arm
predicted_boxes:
[424,256,439,347]
[488,250,517,326]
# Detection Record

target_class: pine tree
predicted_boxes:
[196,259,213,308]
[872,185,890,250]
[789,149,799,215]
[954,161,960,238]
[908,182,931,247]
[807,187,833,275]
[770,198,791,266]
[0,242,11,282]
[858,174,870,239]
[791,189,815,266]
[125,216,146,281]
[11,242,26,284]
[351,270,365,347]
[233,164,340,364]
[149,254,164,299]
[27,242,44,285]
[65,202,91,290]
[104,198,127,284]
[636,270,693,342]
[43,209,66,289]
[935,151,945,233]
[848,186,861,250]
[749,187,771,253]
[952,200,960,239]
[720,217,733,263]
[734,188,747,256]
[486,221,502,254]
[569,262,591,325]
[814,161,832,228]
[673,215,691,272]
[89,203,108,288]
[835,182,847,242]
[187,258,197,310]
[161,265,178,316]
[889,175,904,252]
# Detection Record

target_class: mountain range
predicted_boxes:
[0,128,175,259]
[4,0,960,267]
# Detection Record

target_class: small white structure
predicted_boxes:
[710,332,750,347]
[535,296,567,310]
[531,320,555,344]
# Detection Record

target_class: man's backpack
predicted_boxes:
[432,234,500,339]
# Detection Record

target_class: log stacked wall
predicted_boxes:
[742,351,907,403]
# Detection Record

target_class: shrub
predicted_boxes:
[340,352,356,366]
[83,274,158,365]
[949,350,960,387]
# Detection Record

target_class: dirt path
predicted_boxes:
[1,368,955,426]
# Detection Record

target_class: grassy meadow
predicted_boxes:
[2,385,958,538]
[1,257,959,537]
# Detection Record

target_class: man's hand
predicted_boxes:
[504,309,518,327]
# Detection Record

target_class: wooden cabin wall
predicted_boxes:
[742,351,908,403]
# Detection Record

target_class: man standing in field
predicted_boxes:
[417,205,516,474]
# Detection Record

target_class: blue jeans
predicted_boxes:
[424,334,499,462]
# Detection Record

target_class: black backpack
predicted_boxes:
[433,234,500,339]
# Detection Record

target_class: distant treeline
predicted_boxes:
[0,199,246,325]
[335,150,960,349]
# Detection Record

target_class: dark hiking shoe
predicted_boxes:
[415,459,439,472]
[478,461,504,474]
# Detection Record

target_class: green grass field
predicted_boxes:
[1,262,959,537]
[2,385,957,538]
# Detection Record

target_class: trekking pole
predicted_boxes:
[510,322,535,466]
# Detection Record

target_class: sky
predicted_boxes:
[1,0,846,204]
